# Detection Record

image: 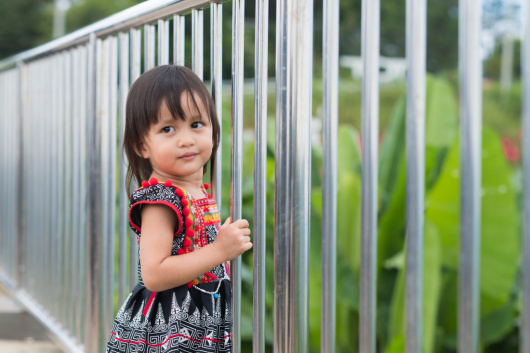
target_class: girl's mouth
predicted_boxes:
[179,153,197,160]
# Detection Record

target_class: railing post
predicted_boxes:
[405,0,426,352]
[231,0,245,351]
[85,32,102,353]
[253,0,268,352]
[211,1,223,206]
[458,0,482,352]
[360,0,380,351]
[192,8,204,79]
[274,0,313,351]
[321,0,339,351]
[522,0,530,351]
[16,62,25,289]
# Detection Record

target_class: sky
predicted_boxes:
[482,0,523,57]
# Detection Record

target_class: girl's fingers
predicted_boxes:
[234,219,249,228]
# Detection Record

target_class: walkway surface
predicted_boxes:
[0,282,67,353]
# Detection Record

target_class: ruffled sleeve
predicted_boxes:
[128,181,184,237]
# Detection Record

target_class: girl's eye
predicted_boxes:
[161,126,175,133]
[191,121,204,129]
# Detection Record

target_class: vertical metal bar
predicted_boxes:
[173,15,185,66]
[45,58,53,311]
[118,31,130,304]
[15,63,24,290]
[211,2,222,207]
[64,49,74,331]
[253,0,267,352]
[130,28,141,288]
[274,0,313,352]
[11,69,16,281]
[98,37,111,347]
[17,62,26,291]
[2,71,8,277]
[0,74,2,266]
[2,71,10,279]
[192,9,204,79]
[51,54,60,319]
[31,63,38,296]
[3,71,7,274]
[5,73,11,277]
[79,44,89,344]
[321,0,339,350]
[131,28,142,81]
[26,64,33,294]
[58,52,65,324]
[58,51,67,328]
[4,71,9,275]
[360,0,380,351]
[9,70,12,280]
[23,65,28,292]
[144,24,155,71]
[108,34,119,337]
[12,68,17,282]
[405,0,426,352]
[36,61,43,300]
[458,0,482,352]
[0,73,3,271]
[158,19,169,65]
[71,46,81,340]
[231,0,245,351]
[522,0,530,351]
[85,32,102,353]
[0,73,3,270]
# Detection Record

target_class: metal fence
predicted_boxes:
[0,0,526,352]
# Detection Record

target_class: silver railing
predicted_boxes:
[0,0,525,352]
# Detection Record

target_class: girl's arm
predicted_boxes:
[139,203,252,292]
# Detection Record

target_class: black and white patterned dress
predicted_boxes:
[106,179,232,352]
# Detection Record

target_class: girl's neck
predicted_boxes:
[150,171,206,199]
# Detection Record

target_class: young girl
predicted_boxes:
[106,65,252,352]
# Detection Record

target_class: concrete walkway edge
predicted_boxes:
[0,272,79,353]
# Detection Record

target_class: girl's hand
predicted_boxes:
[213,217,252,261]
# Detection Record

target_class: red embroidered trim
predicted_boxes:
[109,331,231,346]
[128,200,183,236]
[142,292,156,316]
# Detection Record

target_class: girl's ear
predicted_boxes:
[135,141,150,159]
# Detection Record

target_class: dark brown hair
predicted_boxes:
[123,65,220,196]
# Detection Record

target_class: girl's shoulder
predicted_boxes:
[129,178,189,236]
[130,178,184,205]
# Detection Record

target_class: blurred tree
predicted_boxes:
[484,39,521,80]
[0,0,54,59]
[313,0,459,73]
[426,0,459,72]
[66,0,145,33]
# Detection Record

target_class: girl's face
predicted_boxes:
[139,92,213,184]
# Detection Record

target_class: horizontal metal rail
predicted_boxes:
[0,0,211,70]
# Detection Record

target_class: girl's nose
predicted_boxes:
[177,132,195,147]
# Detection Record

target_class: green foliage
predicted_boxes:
[484,39,521,81]
[482,81,522,139]
[0,0,54,59]
[425,127,519,347]
[314,0,459,72]
[230,74,521,352]
[66,0,145,33]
